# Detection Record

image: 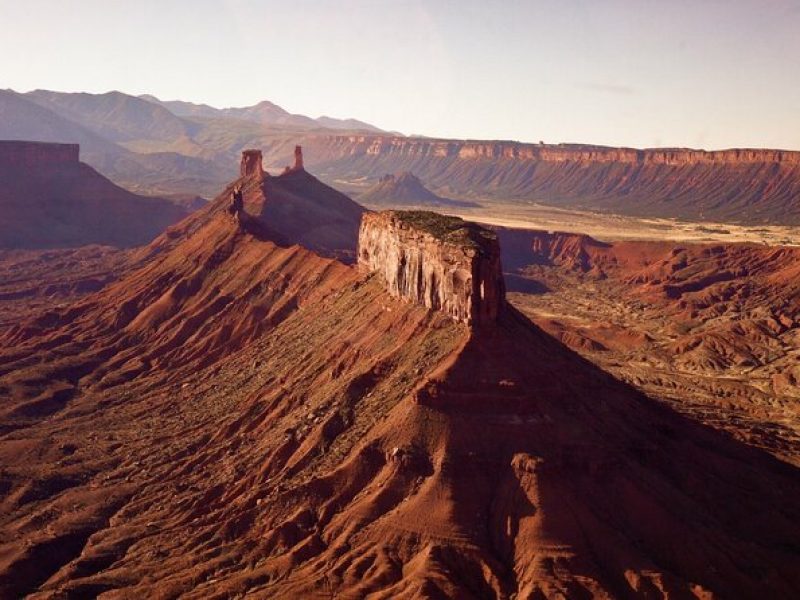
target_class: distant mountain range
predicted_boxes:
[138,94,382,133]
[2,88,800,224]
[0,89,386,196]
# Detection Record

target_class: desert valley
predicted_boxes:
[2,3,800,598]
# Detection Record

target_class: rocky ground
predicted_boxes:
[1,158,799,597]
[0,246,130,332]
[502,231,800,466]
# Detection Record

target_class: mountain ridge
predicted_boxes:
[4,88,800,224]
[138,93,384,133]
[299,134,800,224]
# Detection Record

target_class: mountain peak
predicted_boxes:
[359,171,477,208]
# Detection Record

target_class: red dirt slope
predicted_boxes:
[1,182,799,597]
[501,228,800,466]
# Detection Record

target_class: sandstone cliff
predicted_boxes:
[358,211,504,326]
[239,149,264,178]
[0,142,189,249]
[0,140,79,166]
[4,186,800,598]
[281,135,800,224]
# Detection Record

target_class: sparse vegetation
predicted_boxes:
[391,210,496,249]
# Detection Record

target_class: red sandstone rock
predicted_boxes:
[0,140,79,167]
[240,149,264,178]
[223,149,366,260]
[0,142,188,249]
[2,158,800,599]
[358,211,504,326]
[293,145,304,171]
[290,135,800,223]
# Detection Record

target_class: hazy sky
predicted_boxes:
[2,0,799,149]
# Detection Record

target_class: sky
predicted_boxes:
[1,0,799,150]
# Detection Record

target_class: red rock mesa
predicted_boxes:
[0,140,79,167]
[359,210,505,326]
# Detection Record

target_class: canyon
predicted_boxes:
[0,149,799,597]
[498,229,800,466]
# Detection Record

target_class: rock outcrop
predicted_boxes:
[4,191,800,598]
[4,161,800,598]
[240,149,264,178]
[358,210,504,326]
[307,135,800,167]
[293,145,304,171]
[225,148,365,260]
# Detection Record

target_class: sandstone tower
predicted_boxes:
[294,145,304,171]
[240,149,264,178]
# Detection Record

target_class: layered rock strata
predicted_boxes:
[292,136,800,223]
[358,210,504,326]
[310,136,800,165]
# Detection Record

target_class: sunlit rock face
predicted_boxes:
[358,210,504,326]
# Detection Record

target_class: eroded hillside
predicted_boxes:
[501,229,800,466]
[1,161,799,597]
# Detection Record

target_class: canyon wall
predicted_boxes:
[281,136,800,224]
[0,141,79,167]
[0,142,188,249]
[310,136,800,165]
[358,211,504,326]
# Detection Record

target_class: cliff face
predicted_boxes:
[0,142,188,249]
[358,211,504,326]
[0,141,79,167]
[307,135,800,166]
[284,135,800,224]
[5,153,800,598]
[240,149,264,178]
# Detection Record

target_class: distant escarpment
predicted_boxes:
[358,210,505,326]
[292,135,800,224]
[0,141,190,249]
[0,140,79,165]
